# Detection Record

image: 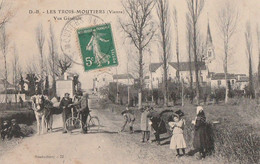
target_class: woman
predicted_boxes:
[140,106,151,142]
[192,106,210,159]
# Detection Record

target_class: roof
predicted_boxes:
[211,73,236,80]
[113,74,134,80]
[168,61,206,71]
[149,63,163,72]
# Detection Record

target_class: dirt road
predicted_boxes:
[0,98,223,164]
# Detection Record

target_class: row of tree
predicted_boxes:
[0,0,74,106]
[119,0,260,108]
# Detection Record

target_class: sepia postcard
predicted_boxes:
[0,0,259,164]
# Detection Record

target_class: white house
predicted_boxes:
[93,71,113,92]
[113,73,135,86]
[56,72,79,98]
[148,61,208,89]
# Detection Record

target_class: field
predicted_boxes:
[100,98,260,164]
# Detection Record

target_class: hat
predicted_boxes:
[175,109,184,117]
[65,93,70,96]
[196,106,203,115]
[11,119,16,123]
[172,113,179,119]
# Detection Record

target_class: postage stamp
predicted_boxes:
[77,23,118,71]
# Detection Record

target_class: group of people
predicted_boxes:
[120,105,211,159]
[57,92,90,134]
[1,119,24,141]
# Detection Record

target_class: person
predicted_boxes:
[120,106,135,133]
[8,119,24,139]
[169,112,186,157]
[1,120,10,140]
[192,106,210,159]
[19,96,24,108]
[70,93,90,134]
[140,106,151,142]
[59,93,73,133]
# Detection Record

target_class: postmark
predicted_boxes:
[77,23,118,71]
[60,14,118,71]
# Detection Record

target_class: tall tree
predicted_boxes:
[120,0,156,109]
[0,24,8,104]
[173,6,180,81]
[48,22,59,96]
[36,23,45,94]
[257,25,260,101]
[186,0,205,104]
[156,0,171,106]
[12,45,19,103]
[245,22,254,99]
[217,2,238,103]
[186,14,194,103]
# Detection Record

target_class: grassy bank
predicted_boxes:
[99,98,260,164]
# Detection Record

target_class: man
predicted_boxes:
[71,93,89,134]
[120,106,135,133]
[59,93,73,133]
[8,119,24,139]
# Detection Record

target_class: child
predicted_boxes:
[8,119,24,139]
[1,120,10,140]
[120,106,135,133]
[140,106,151,142]
[169,112,186,157]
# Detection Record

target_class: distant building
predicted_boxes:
[148,61,208,89]
[113,73,135,86]
[93,71,113,92]
[210,73,248,90]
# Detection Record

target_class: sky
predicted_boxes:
[1,0,260,89]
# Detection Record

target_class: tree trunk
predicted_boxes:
[138,48,143,109]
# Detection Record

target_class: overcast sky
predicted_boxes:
[1,0,260,89]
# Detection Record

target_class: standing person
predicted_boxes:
[120,106,135,133]
[140,106,151,142]
[1,120,10,140]
[71,93,89,134]
[192,106,209,159]
[169,112,186,157]
[59,93,73,133]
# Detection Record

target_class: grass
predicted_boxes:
[99,98,260,164]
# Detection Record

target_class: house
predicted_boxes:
[148,61,208,89]
[210,73,249,90]
[113,73,135,86]
[0,79,16,93]
[93,71,113,92]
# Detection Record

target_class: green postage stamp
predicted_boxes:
[77,23,118,71]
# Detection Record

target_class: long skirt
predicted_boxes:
[170,133,187,150]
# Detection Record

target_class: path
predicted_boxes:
[0,97,223,164]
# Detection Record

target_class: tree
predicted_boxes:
[0,24,8,105]
[57,55,72,75]
[217,2,238,103]
[26,73,38,96]
[245,22,254,99]
[186,0,205,105]
[156,0,171,106]
[12,45,20,103]
[186,13,194,103]
[173,6,180,81]
[48,22,59,96]
[257,25,260,101]
[35,23,45,94]
[19,75,25,93]
[120,0,156,109]
[44,76,49,95]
